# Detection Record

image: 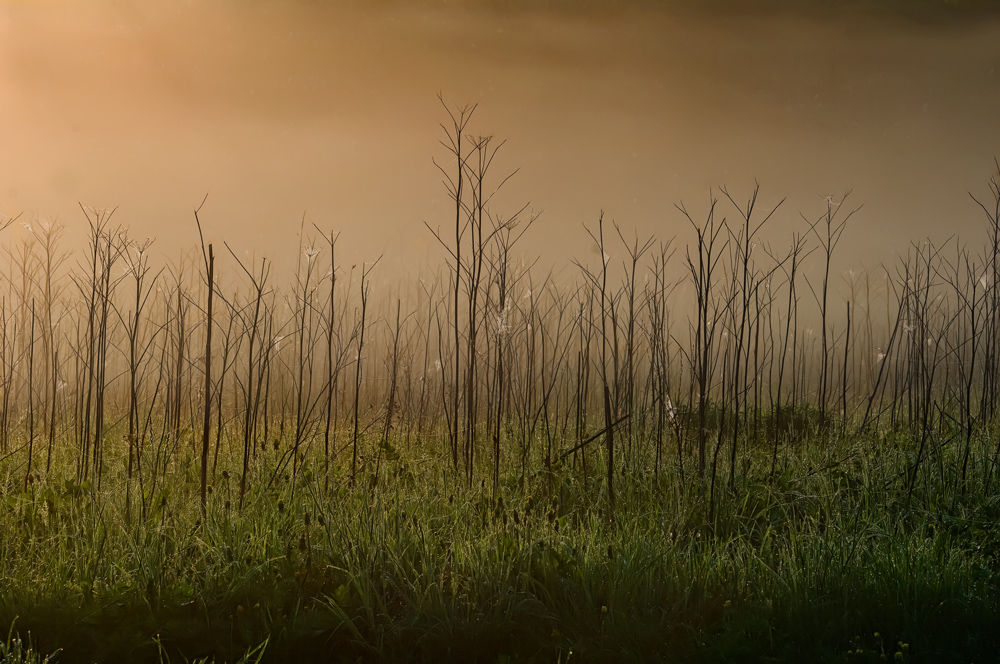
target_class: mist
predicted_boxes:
[2,0,999,278]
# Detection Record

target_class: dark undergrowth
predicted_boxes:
[2,426,998,663]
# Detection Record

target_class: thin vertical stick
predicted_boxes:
[195,199,214,516]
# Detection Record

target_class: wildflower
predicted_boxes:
[303,245,319,264]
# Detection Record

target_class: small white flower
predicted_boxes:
[434,359,442,372]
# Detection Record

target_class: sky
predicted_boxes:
[1,0,999,282]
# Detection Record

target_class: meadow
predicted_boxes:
[1,107,999,662]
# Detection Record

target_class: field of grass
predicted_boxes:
[1,109,998,662]
[2,425,999,663]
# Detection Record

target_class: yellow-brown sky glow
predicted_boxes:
[2,0,999,278]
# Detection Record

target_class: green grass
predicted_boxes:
[2,423,997,663]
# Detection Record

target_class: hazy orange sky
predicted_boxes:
[2,0,999,279]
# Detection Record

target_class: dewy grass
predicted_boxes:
[0,113,998,661]
[0,431,997,662]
